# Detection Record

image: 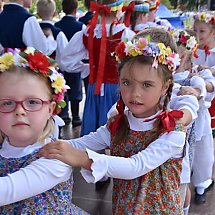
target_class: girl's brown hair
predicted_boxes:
[112,56,173,143]
[135,27,178,53]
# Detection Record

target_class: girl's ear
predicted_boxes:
[162,79,171,96]
[49,101,56,116]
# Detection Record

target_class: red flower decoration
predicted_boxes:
[144,110,184,133]
[179,34,187,45]
[115,42,126,60]
[27,52,50,74]
[209,17,215,25]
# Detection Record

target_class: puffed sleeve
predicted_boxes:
[81,129,186,183]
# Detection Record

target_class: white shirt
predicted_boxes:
[59,23,135,77]
[193,47,215,68]
[0,138,72,206]
[68,110,186,183]
[39,20,68,66]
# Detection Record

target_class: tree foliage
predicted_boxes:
[170,0,208,10]
[29,0,86,15]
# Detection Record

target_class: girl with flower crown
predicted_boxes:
[39,39,191,214]
[191,11,215,204]
[168,27,215,212]
[0,48,89,214]
[59,0,135,137]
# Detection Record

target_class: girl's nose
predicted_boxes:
[15,103,27,115]
[131,86,141,97]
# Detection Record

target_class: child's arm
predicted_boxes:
[23,16,57,56]
[39,129,186,183]
[0,158,72,206]
[55,31,68,67]
[59,27,89,75]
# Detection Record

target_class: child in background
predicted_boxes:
[0,48,89,214]
[39,39,187,214]
[36,0,70,130]
[122,0,149,32]
[0,0,56,55]
[193,12,215,68]
[192,12,215,204]
[59,0,135,136]
[55,0,85,127]
[170,28,211,212]
[36,0,68,63]
[79,0,94,25]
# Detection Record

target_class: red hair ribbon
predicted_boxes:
[109,99,125,134]
[122,2,135,27]
[144,110,184,133]
[88,2,111,95]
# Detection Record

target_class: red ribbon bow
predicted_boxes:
[88,2,111,95]
[144,110,184,133]
[122,2,135,27]
[90,1,111,14]
[109,100,125,134]
[204,45,210,56]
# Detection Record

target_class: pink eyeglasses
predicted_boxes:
[0,98,50,113]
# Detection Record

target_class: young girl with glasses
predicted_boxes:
[0,48,89,214]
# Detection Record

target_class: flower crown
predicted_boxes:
[169,29,198,52]
[114,37,180,72]
[193,12,215,25]
[0,47,69,114]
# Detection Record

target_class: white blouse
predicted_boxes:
[193,47,215,68]
[68,110,186,183]
[0,138,72,206]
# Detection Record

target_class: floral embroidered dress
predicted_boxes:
[0,143,89,215]
[110,128,183,214]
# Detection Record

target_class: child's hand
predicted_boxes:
[37,141,92,169]
[177,86,201,99]
[42,28,53,37]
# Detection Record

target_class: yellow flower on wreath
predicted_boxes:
[0,53,14,71]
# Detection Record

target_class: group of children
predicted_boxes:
[0,0,215,214]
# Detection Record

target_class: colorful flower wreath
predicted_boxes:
[114,37,180,72]
[193,12,215,25]
[0,47,69,114]
[169,29,198,57]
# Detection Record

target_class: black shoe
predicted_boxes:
[62,116,71,125]
[194,180,214,205]
[195,191,206,204]
[72,117,82,128]
[95,178,111,191]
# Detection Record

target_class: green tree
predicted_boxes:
[170,0,208,10]
[161,0,173,9]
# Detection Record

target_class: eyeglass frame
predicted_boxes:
[0,98,51,113]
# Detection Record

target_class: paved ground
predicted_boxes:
[60,95,215,215]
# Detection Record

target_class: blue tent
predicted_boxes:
[156,4,187,28]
